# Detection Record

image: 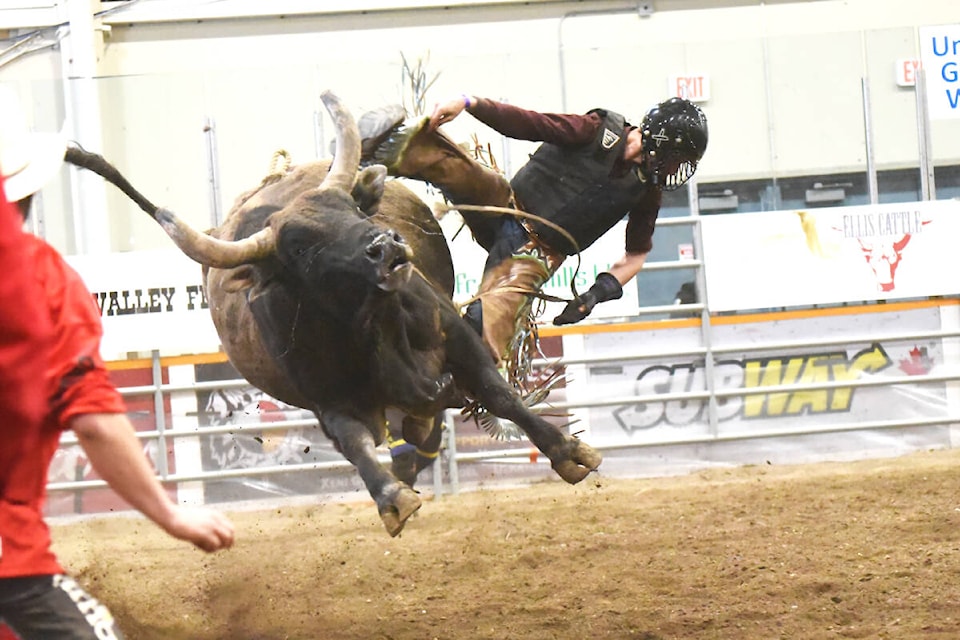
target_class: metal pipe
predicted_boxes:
[862,77,879,204]
[108,324,960,401]
[203,116,224,227]
[49,411,960,493]
[914,68,936,200]
[687,177,721,437]
[151,350,169,477]
[760,26,780,209]
[446,409,460,495]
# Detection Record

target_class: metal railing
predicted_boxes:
[47,300,960,505]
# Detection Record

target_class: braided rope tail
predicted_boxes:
[434,202,584,304]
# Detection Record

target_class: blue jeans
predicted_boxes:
[464,217,532,334]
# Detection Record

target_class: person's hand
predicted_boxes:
[553,293,598,325]
[164,506,236,552]
[552,272,623,326]
[428,95,474,131]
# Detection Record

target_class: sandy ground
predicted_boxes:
[50,447,960,640]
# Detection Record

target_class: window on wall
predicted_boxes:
[638,184,698,310]
[934,165,960,200]
[699,164,960,214]
[698,178,783,213]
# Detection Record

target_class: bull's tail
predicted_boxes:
[64,145,160,218]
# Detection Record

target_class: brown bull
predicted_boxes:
[67,91,601,536]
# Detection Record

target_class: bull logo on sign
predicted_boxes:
[797,210,930,293]
[856,235,912,292]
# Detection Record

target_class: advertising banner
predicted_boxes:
[66,248,221,359]
[919,24,960,120]
[699,199,960,312]
[579,305,952,449]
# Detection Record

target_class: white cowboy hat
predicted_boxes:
[0,85,67,204]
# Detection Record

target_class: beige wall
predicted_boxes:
[1,0,959,252]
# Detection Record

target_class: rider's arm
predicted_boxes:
[430,94,601,146]
[469,97,601,146]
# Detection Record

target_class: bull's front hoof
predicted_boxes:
[551,439,603,484]
[378,485,422,537]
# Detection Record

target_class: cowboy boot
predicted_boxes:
[330,104,407,162]
[373,117,513,249]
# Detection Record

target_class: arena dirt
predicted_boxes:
[52,447,960,640]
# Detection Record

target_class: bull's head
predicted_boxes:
[154,91,413,292]
[269,195,414,292]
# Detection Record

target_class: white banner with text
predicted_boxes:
[699,199,960,312]
[66,249,220,359]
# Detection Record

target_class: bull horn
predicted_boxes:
[319,90,360,193]
[156,208,275,268]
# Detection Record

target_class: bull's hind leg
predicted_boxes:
[478,382,602,484]
[412,413,444,478]
[446,325,602,483]
[321,411,421,537]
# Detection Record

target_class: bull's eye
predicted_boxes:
[366,244,382,259]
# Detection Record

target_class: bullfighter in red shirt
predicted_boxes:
[0,87,235,640]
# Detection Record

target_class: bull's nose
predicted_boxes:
[367,230,411,267]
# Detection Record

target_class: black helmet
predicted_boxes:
[639,97,708,191]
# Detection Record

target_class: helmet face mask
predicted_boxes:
[640,97,708,191]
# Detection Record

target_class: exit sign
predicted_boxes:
[895,59,922,87]
[668,75,710,102]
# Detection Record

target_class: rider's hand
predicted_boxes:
[552,272,623,326]
[428,95,475,132]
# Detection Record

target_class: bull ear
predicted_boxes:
[221,265,258,293]
[352,164,387,218]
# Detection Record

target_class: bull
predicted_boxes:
[67,91,601,536]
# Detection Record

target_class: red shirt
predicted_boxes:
[0,185,52,492]
[0,233,126,578]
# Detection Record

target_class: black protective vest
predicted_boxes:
[510,109,648,256]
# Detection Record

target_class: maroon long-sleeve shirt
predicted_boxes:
[468,98,661,254]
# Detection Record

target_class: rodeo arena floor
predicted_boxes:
[47,442,960,640]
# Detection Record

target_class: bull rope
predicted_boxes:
[433,201,585,306]
[264,149,292,184]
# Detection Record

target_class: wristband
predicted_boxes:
[461,94,472,109]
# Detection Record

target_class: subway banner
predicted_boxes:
[575,304,954,449]
[699,199,960,312]
[65,248,221,359]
